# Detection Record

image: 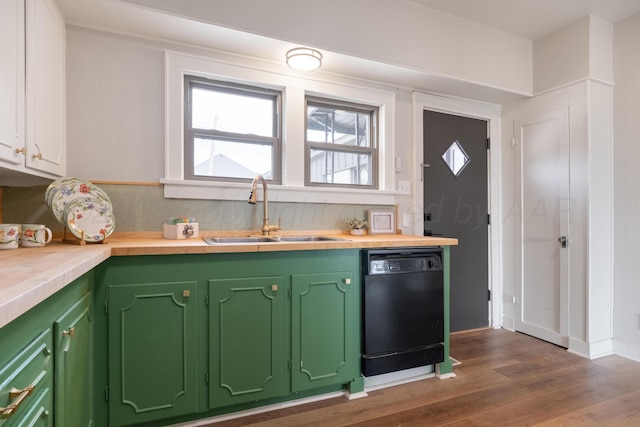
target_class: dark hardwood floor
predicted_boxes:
[204,329,640,426]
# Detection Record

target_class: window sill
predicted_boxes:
[161,179,399,205]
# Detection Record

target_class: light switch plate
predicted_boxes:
[398,180,410,194]
[402,213,411,227]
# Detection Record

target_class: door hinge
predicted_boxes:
[486,138,490,149]
[288,360,292,370]
[104,300,108,315]
[205,295,209,307]
[288,289,292,299]
[488,290,491,301]
[104,385,109,401]
[513,296,518,304]
[487,214,490,225]
[205,372,209,384]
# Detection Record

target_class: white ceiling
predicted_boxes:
[409,0,640,40]
[55,0,640,104]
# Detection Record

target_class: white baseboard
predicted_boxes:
[567,337,614,359]
[613,339,640,363]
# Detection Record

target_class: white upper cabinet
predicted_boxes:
[0,0,66,180]
[0,0,25,166]
[26,0,66,177]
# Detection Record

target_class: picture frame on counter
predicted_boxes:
[368,210,395,234]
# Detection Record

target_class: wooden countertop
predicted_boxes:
[0,231,457,329]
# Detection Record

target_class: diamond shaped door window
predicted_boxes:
[442,140,470,177]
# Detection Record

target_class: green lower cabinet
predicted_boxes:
[208,276,285,408]
[291,272,355,392]
[54,291,93,427]
[107,281,199,427]
[95,250,362,426]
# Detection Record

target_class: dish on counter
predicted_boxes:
[47,177,112,223]
[45,177,115,241]
[63,197,115,242]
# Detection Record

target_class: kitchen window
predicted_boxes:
[184,76,282,183]
[164,51,397,205]
[306,98,377,188]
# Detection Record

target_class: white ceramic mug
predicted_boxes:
[0,224,21,249]
[21,224,53,247]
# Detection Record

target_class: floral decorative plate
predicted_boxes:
[63,197,115,242]
[49,178,112,224]
[46,177,78,208]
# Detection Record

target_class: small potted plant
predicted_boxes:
[344,217,368,236]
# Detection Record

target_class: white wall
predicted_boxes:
[533,15,613,93]
[64,26,419,226]
[66,29,165,182]
[613,13,640,360]
[533,17,590,93]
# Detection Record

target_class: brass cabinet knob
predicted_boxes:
[15,147,26,155]
[62,327,76,338]
[32,152,43,160]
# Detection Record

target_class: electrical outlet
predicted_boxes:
[398,180,410,194]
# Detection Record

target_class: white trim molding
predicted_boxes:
[163,50,398,204]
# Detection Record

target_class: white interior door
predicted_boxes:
[514,107,569,347]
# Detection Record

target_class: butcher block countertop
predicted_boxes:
[0,231,457,329]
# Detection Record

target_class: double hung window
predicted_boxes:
[305,98,377,188]
[184,76,282,183]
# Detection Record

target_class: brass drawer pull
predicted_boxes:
[62,327,76,338]
[1,384,35,419]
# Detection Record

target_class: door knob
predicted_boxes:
[558,236,567,248]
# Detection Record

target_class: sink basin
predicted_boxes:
[273,236,348,242]
[202,235,348,245]
[202,236,277,244]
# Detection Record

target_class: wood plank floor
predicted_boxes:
[205,329,640,426]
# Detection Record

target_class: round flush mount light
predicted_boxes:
[286,47,323,71]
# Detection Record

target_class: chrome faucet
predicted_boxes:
[248,175,281,235]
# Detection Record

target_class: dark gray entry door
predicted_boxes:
[423,110,488,332]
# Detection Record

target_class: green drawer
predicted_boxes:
[0,329,53,425]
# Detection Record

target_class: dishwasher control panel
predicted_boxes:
[364,248,442,275]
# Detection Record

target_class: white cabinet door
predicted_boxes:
[514,107,570,348]
[26,0,66,177]
[0,0,26,166]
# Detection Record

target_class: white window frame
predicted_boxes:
[163,50,398,204]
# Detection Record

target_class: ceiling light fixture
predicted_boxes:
[286,47,322,71]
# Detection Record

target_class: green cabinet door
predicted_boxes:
[54,291,93,427]
[291,271,356,392]
[209,276,285,408]
[107,281,198,427]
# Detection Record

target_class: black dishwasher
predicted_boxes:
[361,248,444,376]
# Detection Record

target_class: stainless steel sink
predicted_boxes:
[202,235,348,244]
[202,236,277,244]
[273,236,347,242]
